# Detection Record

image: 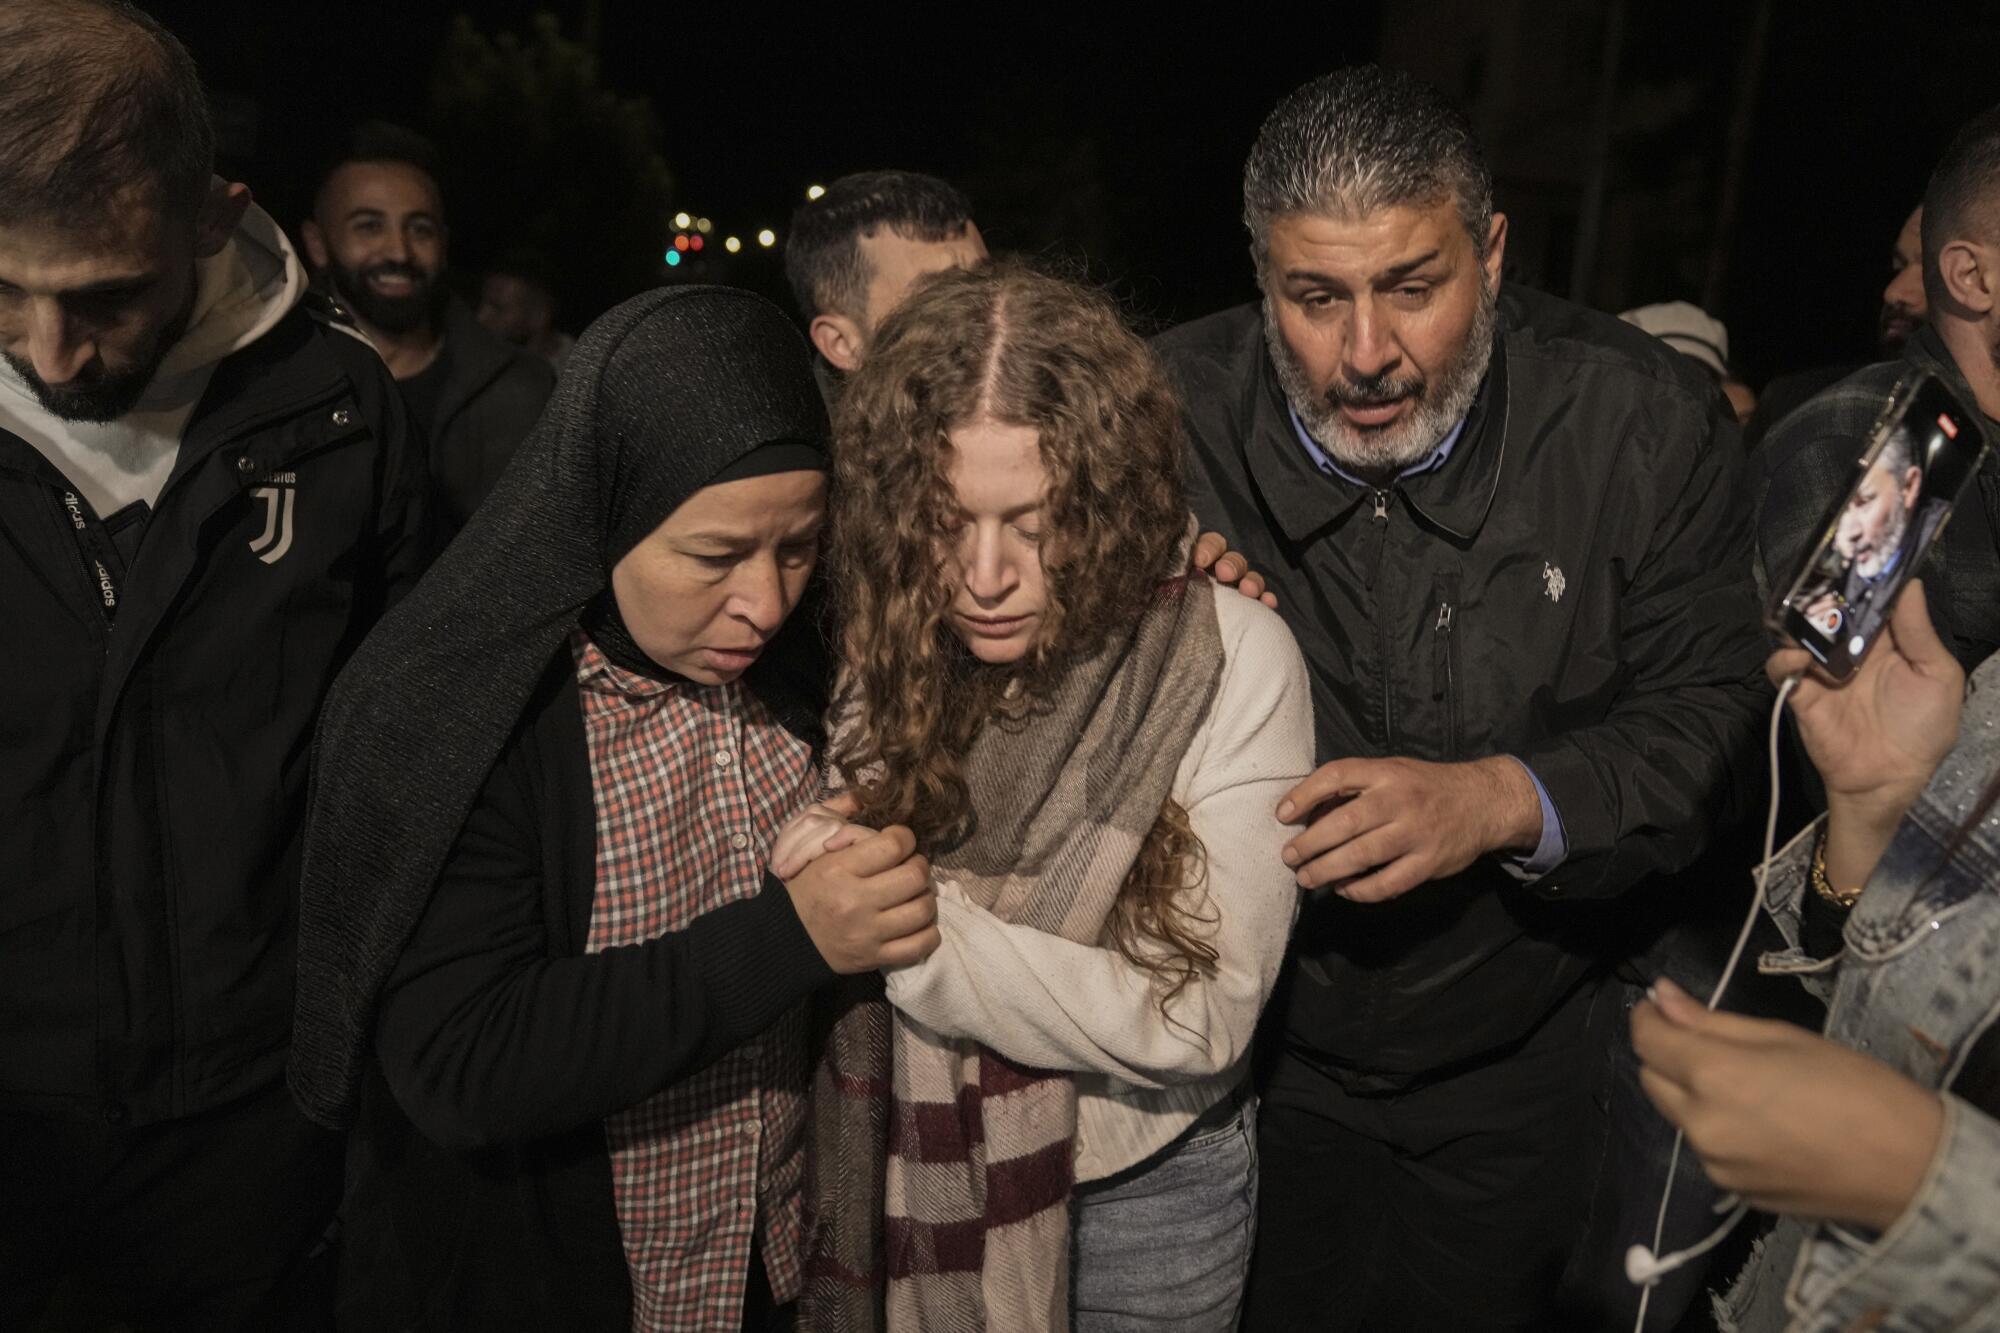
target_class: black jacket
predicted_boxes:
[340,655,832,1331]
[1754,325,2000,672]
[1155,287,1770,1086]
[425,298,556,537]
[0,303,428,1126]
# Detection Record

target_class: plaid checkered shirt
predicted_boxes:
[573,633,818,1332]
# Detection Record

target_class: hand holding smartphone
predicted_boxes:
[1770,371,1988,679]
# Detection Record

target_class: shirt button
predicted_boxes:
[730,832,750,851]
[714,750,735,769]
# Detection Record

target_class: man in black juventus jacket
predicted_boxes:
[0,4,427,1328]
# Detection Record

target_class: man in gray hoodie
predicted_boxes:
[0,3,428,1328]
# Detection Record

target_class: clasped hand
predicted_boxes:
[771,793,938,973]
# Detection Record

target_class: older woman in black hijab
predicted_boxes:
[288,288,936,1332]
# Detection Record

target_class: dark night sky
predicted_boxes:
[144,1,1381,321]
[145,1,1996,382]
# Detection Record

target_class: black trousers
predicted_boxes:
[0,1078,342,1333]
[1242,977,1617,1333]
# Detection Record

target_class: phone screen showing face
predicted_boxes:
[1772,372,1987,679]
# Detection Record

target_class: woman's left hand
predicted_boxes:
[1632,977,1945,1232]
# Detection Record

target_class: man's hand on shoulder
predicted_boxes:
[1275,756,1542,902]
[1193,530,1278,609]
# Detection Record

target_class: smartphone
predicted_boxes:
[1770,370,1988,679]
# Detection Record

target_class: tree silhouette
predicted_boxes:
[427,12,673,328]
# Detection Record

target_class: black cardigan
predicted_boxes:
[337,653,833,1331]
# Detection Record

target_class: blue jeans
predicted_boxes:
[1070,1096,1257,1332]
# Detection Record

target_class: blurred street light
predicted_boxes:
[725,236,742,253]
[757,229,776,248]
[807,184,826,200]
[696,217,713,234]
[672,211,691,229]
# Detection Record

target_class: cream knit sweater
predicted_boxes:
[884,582,1313,1181]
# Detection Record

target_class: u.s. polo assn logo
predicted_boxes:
[248,471,298,564]
[1543,562,1566,603]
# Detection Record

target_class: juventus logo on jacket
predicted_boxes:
[248,475,298,564]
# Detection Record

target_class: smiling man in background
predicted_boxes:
[1156,65,1769,1331]
[303,122,552,540]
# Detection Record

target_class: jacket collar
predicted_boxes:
[1245,330,1510,544]
[173,307,351,476]
[307,280,525,432]
[0,306,346,488]
[1905,323,1996,434]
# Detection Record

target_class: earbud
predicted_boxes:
[1624,1243,1672,1287]
[1624,1197,1749,1287]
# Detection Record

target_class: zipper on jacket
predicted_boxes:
[1431,600,1459,760]
[1367,488,1396,747]
[57,489,121,626]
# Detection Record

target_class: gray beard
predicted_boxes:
[1264,284,1497,477]
[1855,505,1911,579]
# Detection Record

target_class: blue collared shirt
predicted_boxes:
[1287,402,1467,486]
[1288,405,1568,877]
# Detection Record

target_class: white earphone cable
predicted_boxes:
[1628,673,1799,1332]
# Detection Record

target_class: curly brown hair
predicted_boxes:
[829,260,1217,1006]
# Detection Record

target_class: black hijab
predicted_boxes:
[289,286,831,1129]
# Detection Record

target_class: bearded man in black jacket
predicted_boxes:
[1155,66,1770,1331]
[302,122,555,544]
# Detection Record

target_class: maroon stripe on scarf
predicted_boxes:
[1154,569,1202,604]
[978,1048,1062,1096]
[887,1085,984,1162]
[879,1138,1074,1279]
[884,1052,1069,1162]
[886,1215,986,1276]
[983,1138,1074,1227]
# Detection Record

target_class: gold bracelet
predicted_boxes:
[1810,828,1865,908]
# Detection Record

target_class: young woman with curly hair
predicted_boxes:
[782,262,1313,1333]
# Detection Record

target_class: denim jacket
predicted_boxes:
[1718,654,2000,1332]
